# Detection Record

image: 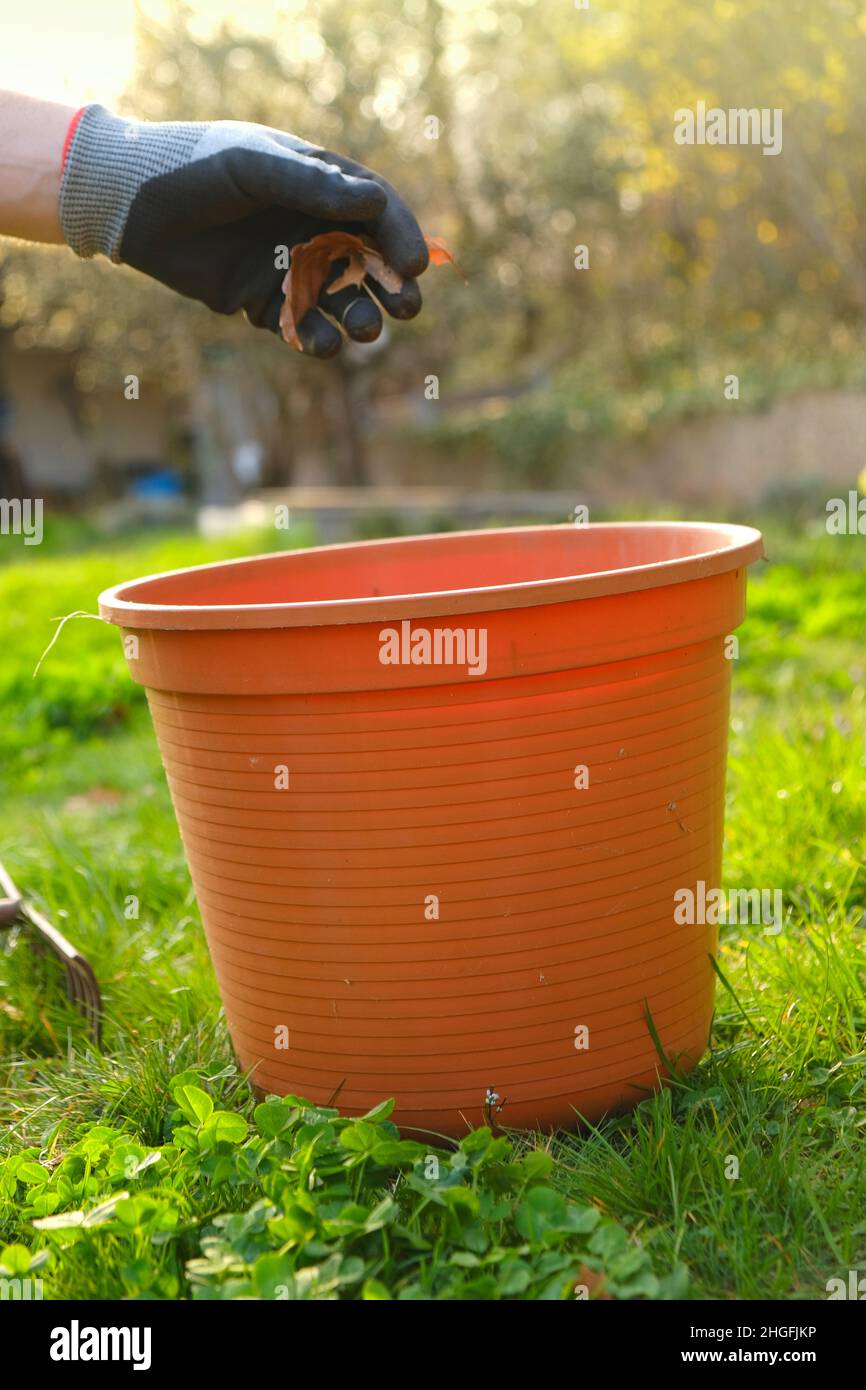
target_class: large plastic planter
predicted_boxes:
[100,522,763,1135]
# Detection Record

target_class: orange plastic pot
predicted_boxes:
[100,522,763,1135]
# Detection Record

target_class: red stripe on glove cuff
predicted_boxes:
[61,106,88,171]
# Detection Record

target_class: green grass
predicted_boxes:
[0,523,315,793]
[0,521,864,1299]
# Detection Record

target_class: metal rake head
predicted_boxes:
[0,860,102,1047]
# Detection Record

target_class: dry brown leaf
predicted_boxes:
[279,232,462,350]
[425,235,466,280]
[575,1264,614,1300]
[279,231,366,350]
[328,246,403,298]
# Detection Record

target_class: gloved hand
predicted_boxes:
[59,105,428,357]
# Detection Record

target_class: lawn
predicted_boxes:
[0,518,864,1300]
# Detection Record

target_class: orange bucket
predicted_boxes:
[100,522,763,1135]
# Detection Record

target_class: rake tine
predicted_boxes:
[0,857,103,1048]
[64,957,90,1010]
[68,956,103,1048]
[65,962,91,1037]
[23,904,103,1049]
[68,955,103,1048]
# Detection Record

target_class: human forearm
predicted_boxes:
[0,90,77,243]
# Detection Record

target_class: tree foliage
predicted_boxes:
[2,0,865,473]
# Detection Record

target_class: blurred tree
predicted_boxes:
[2,0,866,489]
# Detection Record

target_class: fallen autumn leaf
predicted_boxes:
[279,232,461,350]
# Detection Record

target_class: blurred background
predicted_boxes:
[3,0,866,540]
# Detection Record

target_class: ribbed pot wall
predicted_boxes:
[99,523,763,1134]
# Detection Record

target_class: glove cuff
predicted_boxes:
[59,105,201,262]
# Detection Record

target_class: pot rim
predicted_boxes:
[98,521,765,631]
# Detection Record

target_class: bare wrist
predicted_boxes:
[0,91,79,244]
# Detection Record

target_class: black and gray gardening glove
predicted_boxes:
[59,105,428,357]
